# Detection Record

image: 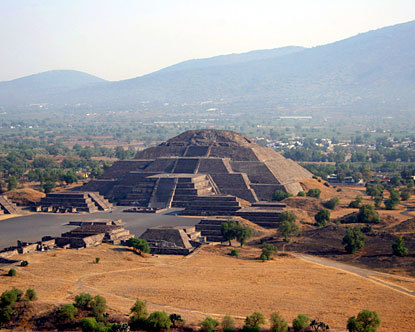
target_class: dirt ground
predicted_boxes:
[0,244,414,332]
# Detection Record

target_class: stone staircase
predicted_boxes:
[39,192,99,213]
[195,218,229,242]
[119,178,158,206]
[0,195,18,214]
[87,192,113,211]
[181,195,242,216]
[171,175,216,208]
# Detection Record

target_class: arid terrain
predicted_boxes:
[1,244,414,332]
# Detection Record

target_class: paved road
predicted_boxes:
[294,253,415,297]
[0,207,200,249]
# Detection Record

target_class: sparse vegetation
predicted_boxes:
[229,249,239,257]
[221,315,235,332]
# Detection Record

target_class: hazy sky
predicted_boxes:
[1,0,414,81]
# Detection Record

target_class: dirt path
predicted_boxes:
[400,203,415,218]
[294,253,415,297]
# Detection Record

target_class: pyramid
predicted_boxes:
[83,130,311,207]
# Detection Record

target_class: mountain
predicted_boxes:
[1,21,414,115]
[0,70,107,106]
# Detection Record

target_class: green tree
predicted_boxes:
[74,293,93,309]
[314,209,330,227]
[7,268,16,277]
[342,227,365,254]
[357,205,380,224]
[392,236,408,257]
[261,243,278,260]
[200,317,219,332]
[147,311,172,331]
[169,314,185,328]
[292,314,310,331]
[385,189,400,210]
[126,238,150,255]
[7,176,18,191]
[279,212,300,242]
[310,320,330,331]
[243,312,266,332]
[58,304,78,321]
[400,190,411,201]
[374,196,383,208]
[323,197,340,209]
[272,190,292,201]
[235,225,253,247]
[346,310,381,332]
[42,180,56,193]
[270,312,288,332]
[91,295,106,318]
[25,288,37,301]
[221,315,235,332]
[307,189,321,199]
[221,220,239,245]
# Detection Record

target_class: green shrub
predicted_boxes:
[25,288,37,301]
[110,322,131,332]
[20,260,29,267]
[75,293,93,309]
[245,312,266,328]
[229,249,239,257]
[337,188,342,192]
[314,209,330,227]
[292,314,310,331]
[1,288,22,306]
[297,191,306,197]
[81,317,98,332]
[307,189,321,199]
[272,190,292,201]
[91,295,107,318]
[130,299,148,319]
[357,204,380,224]
[7,268,16,277]
[324,182,330,187]
[261,243,278,260]
[0,305,13,324]
[270,312,288,332]
[200,317,219,332]
[95,257,101,264]
[221,315,235,332]
[126,238,150,254]
[346,310,381,332]
[392,236,408,257]
[147,311,171,331]
[58,304,78,321]
[323,197,340,210]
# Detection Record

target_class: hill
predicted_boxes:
[0,70,107,106]
[0,21,414,114]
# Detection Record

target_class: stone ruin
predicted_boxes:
[56,224,131,248]
[140,226,203,255]
[0,222,131,258]
[37,191,112,213]
[0,195,18,214]
[82,129,311,209]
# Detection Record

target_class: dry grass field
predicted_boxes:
[1,244,414,331]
